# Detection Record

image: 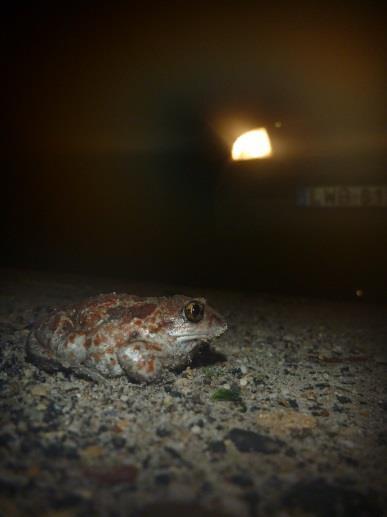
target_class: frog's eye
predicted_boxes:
[184,300,204,322]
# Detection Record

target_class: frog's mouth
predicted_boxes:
[176,331,227,346]
[176,334,210,345]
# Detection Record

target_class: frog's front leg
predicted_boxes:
[117,341,164,383]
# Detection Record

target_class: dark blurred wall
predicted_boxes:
[2,3,386,296]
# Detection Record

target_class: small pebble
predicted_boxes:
[163,396,173,407]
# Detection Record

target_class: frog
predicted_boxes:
[26,293,227,383]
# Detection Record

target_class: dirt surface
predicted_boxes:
[0,269,386,516]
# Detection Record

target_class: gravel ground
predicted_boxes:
[0,269,386,517]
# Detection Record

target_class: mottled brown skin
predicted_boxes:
[27,293,227,383]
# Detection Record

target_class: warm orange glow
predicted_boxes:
[231,128,272,160]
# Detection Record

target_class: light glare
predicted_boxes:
[231,128,272,161]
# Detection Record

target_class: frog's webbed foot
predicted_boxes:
[117,341,164,383]
[69,365,108,383]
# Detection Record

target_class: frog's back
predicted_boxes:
[73,293,142,331]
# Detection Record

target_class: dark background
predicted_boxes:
[2,2,386,299]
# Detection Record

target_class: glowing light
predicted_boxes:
[231,128,272,161]
[355,289,364,298]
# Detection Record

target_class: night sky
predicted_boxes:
[2,3,386,297]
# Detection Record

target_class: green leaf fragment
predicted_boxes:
[211,388,241,402]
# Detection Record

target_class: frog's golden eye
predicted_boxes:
[184,300,204,322]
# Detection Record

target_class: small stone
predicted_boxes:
[81,445,104,460]
[282,479,380,516]
[155,473,171,486]
[75,489,93,500]
[240,377,249,387]
[85,464,138,485]
[256,410,317,435]
[228,473,253,487]
[112,436,126,449]
[336,395,352,404]
[163,396,173,407]
[340,439,356,448]
[30,385,50,397]
[26,465,41,479]
[207,440,226,453]
[114,419,130,432]
[191,425,202,435]
[156,427,170,438]
[184,367,193,378]
[227,428,283,454]
[0,470,29,489]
